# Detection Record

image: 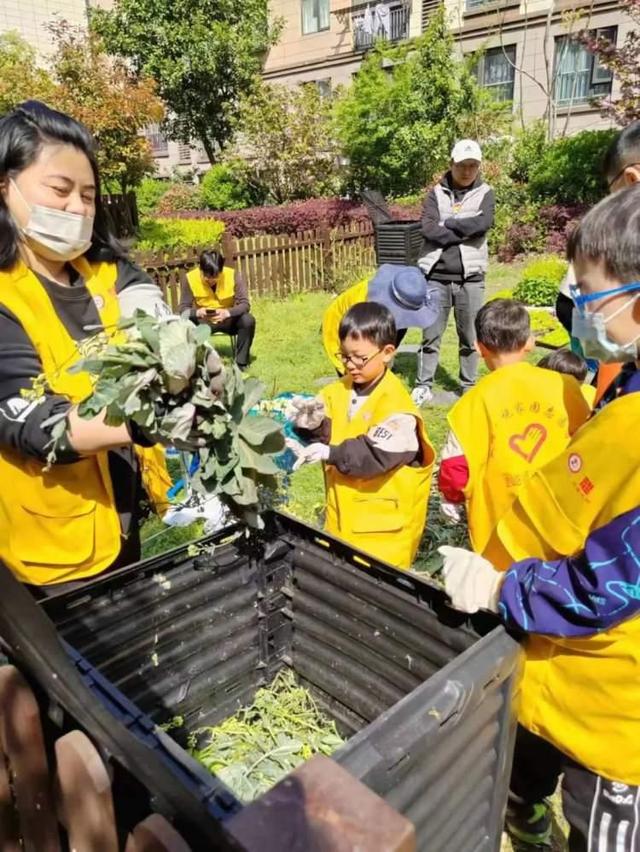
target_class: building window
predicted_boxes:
[302,0,330,35]
[554,29,615,106]
[178,143,192,165]
[476,46,516,102]
[145,124,169,157]
[466,0,491,11]
[315,78,332,99]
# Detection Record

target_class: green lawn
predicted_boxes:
[142,260,526,563]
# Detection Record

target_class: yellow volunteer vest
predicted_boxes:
[0,258,171,586]
[321,370,435,569]
[186,267,236,311]
[491,393,640,784]
[448,362,590,567]
[321,278,369,374]
[581,383,597,408]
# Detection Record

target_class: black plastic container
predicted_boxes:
[375,220,424,266]
[42,512,522,851]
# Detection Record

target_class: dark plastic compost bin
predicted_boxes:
[375,220,424,266]
[42,511,522,851]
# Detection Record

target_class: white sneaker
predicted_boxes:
[411,386,433,406]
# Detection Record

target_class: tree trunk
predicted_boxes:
[199,134,218,165]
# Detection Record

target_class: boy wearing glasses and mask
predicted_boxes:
[292,302,435,569]
[440,186,640,851]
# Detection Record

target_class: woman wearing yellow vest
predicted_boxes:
[440,187,640,851]
[0,101,171,593]
[292,302,435,569]
[438,299,591,566]
[179,249,255,370]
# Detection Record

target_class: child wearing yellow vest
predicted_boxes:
[439,185,640,850]
[292,302,435,569]
[538,348,597,408]
[438,299,590,565]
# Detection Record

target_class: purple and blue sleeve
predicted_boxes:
[498,504,640,637]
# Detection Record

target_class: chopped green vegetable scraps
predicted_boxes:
[189,670,344,802]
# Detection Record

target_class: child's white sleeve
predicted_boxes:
[366,413,419,454]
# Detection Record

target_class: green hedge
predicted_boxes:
[134,218,225,253]
[513,255,567,306]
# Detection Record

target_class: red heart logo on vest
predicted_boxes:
[508,423,548,463]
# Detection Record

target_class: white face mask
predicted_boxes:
[10,178,94,261]
[572,297,640,364]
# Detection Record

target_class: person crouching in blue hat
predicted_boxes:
[322,264,440,376]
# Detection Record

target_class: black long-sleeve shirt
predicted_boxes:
[0,259,154,544]
[421,173,495,283]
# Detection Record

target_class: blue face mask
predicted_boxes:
[571,282,640,364]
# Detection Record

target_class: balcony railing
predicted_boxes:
[351,3,411,51]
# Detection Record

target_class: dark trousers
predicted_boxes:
[510,726,640,851]
[210,313,256,367]
[416,278,485,390]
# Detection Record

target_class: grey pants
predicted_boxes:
[416,278,485,389]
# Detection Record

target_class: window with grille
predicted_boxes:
[476,46,516,103]
[145,124,169,157]
[301,0,330,34]
[554,29,615,106]
[178,144,192,164]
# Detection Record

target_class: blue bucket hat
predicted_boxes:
[367,264,439,330]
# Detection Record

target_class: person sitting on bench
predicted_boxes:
[179,249,255,370]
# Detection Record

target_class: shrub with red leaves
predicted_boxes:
[496,203,587,262]
[156,197,420,237]
[539,203,588,255]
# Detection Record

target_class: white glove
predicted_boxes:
[438,546,503,614]
[440,501,462,524]
[293,442,330,471]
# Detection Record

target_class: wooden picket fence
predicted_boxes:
[133,221,375,311]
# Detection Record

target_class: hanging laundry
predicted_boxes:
[374,2,390,38]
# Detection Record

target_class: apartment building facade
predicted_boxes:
[1,0,628,178]
[263,0,630,135]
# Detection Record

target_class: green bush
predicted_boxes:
[528,308,559,336]
[134,218,225,253]
[487,288,514,301]
[510,122,549,183]
[528,129,617,205]
[513,255,567,306]
[136,178,171,216]
[155,182,203,214]
[200,161,256,211]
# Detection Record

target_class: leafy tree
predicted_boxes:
[200,161,257,210]
[0,32,55,113]
[333,7,509,196]
[91,0,281,163]
[577,0,640,124]
[234,81,340,204]
[47,22,164,194]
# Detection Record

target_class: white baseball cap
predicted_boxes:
[451,139,482,163]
